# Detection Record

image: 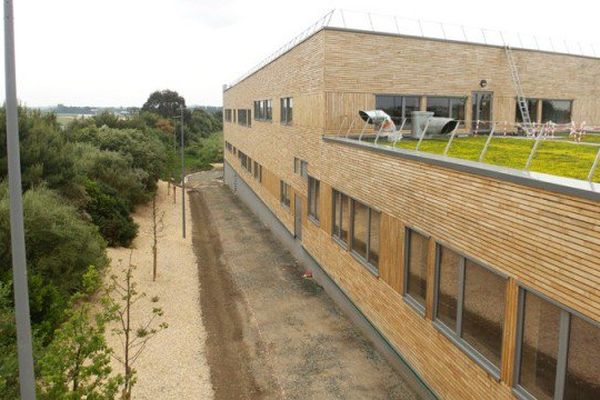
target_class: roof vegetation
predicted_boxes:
[381,135,600,182]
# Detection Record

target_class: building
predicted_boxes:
[222,11,600,400]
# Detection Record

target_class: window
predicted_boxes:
[280,181,291,208]
[237,109,251,127]
[541,100,572,123]
[224,109,232,122]
[254,99,272,121]
[350,199,380,271]
[426,96,466,120]
[332,190,350,246]
[225,141,233,153]
[253,161,262,182]
[404,228,429,311]
[245,156,252,173]
[238,151,249,170]
[308,176,320,222]
[434,245,507,374]
[280,97,293,124]
[293,157,308,178]
[516,290,600,400]
[376,95,420,129]
[516,98,539,123]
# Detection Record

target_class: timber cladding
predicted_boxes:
[223,26,600,400]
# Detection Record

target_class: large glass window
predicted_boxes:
[224,109,232,122]
[376,95,420,129]
[280,97,293,124]
[368,210,380,267]
[280,181,291,208]
[405,228,429,310]
[516,289,600,400]
[254,99,272,121]
[541,100,572,123]
[332,190,380,270]
[351,200,368,259]
[516,98,539,123]
[518,291,562,400]
[308,176,320,222]
[436,246,461,331]
[237,109,251,127]
[461,260,506,368]
[427,96,466,120]
[565,316,600,399]
[434,245,507,373]
[332,190,350,245]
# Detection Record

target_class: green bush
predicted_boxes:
[84,179,138,247]
[0,183,107,338]
[71,143,149,209]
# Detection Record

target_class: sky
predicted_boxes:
[0,0,598,108]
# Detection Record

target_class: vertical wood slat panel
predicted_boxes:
[320,182,332,235]
[501,278,519,385]
[379,213,404,293]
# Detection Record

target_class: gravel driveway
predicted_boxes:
[188,169,422,400]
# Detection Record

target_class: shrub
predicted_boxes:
[84,179,138,247]
[0,183,107,338]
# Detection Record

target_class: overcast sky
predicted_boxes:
[1,0,598,108]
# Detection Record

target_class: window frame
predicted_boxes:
[254,99,273,121]
[426,96,467,120]
[540,99,573,124]
[432,241,508,380]
[307,176,320,224]
[349,198,380,275]
[279,180,291,209]
[375,94,421,128]
[280,97,293,125]
[403,227,430,315]
[331,189,350,248]
[513,283,600,400]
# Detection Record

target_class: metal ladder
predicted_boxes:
[505,45,534,136]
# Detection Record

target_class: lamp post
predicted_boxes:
[172,107,186,239]
[3,1,36,398]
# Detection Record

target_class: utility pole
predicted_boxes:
[180,106,186,239]
[3,1,36,399]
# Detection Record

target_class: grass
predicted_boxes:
[379,135,600,182]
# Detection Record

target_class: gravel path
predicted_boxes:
[188,169,422,400]
[105,181,214,400]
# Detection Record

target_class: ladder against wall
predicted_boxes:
[505,46,534,136]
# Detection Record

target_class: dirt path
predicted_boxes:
[189,170,422,400]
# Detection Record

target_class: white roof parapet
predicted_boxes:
[227,9,600,89]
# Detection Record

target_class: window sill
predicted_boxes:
[332,235,349,250]
[280,202,290,212]
[308,215,320,227]
[512,386,538,400]
[350,250,380,278]
[432,320,501,381]
[281,122,294,126]
[403,295,426,317]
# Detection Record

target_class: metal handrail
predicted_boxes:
[227,9,599,88]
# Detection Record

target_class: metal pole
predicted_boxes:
[443,121,460,156]
[4,1,36,398]
[180,106,186,239]
[392,118,407,147]
[525,125,545,170]
[478,122,497,162]
[415,118,431,151]
[587,147,600,182]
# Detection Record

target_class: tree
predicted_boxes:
[38,305,122,400]
[104,257,167,399]
[141,90,187,120]
[150,195,165,281]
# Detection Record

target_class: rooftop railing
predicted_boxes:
[226,9,600,89]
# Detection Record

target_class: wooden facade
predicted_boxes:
[223,27,600,399]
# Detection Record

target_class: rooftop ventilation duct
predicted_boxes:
[410,111,458,139]
[359,110,396,133]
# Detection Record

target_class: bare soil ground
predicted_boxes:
[188,169,422,400]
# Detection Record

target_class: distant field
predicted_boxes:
[380,135,600,182]
[55,113,92,126]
